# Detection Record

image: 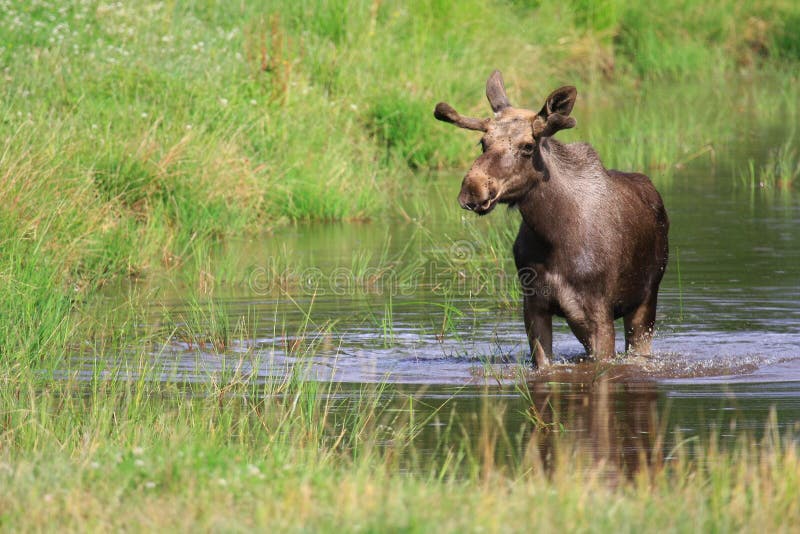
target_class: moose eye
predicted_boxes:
[520,142,535,154]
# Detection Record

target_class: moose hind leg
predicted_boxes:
[624,295,657,355]
[523,298,552,368]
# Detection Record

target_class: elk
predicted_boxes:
[434,70,669,367]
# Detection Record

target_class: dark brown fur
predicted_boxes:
[434,70,669,367]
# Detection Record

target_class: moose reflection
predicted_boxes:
[523,364,661,478]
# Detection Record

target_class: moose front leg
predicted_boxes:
[565,309,616,361]
[523,297,552,368]
[589,317,616,360]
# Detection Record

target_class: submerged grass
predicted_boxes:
[741,137,800,191]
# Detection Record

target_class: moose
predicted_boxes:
[434,70,669,367]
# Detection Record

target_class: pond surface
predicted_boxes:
[143,172,799,377]
[98,156,800,463]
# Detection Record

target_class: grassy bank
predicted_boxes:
[2,0,800,285]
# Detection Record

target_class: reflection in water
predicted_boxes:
[524,367,659,477]
[390,367,800,477]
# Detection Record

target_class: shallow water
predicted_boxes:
[91,159,800,462]
[140,173,799,378]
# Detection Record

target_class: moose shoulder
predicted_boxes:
[434,70,669,367]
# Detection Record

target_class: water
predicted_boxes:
[93,163,800,464]
[136,172,799,379]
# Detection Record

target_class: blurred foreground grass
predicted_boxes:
[2,367,799,531]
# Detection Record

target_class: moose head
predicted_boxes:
[434,70,577,215]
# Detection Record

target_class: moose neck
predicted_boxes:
[517,138,604,247]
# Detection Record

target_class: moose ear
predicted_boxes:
[533,86,577,138]
[540,86,577,118]
[486,70,511,113]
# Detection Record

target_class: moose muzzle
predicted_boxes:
[458,172,498,215]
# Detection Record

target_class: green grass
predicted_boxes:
[2,0,800,529]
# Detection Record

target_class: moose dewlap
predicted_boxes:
[434,70,669,367]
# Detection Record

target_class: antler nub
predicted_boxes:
[533,113,577,139]
[434,102,489,132]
